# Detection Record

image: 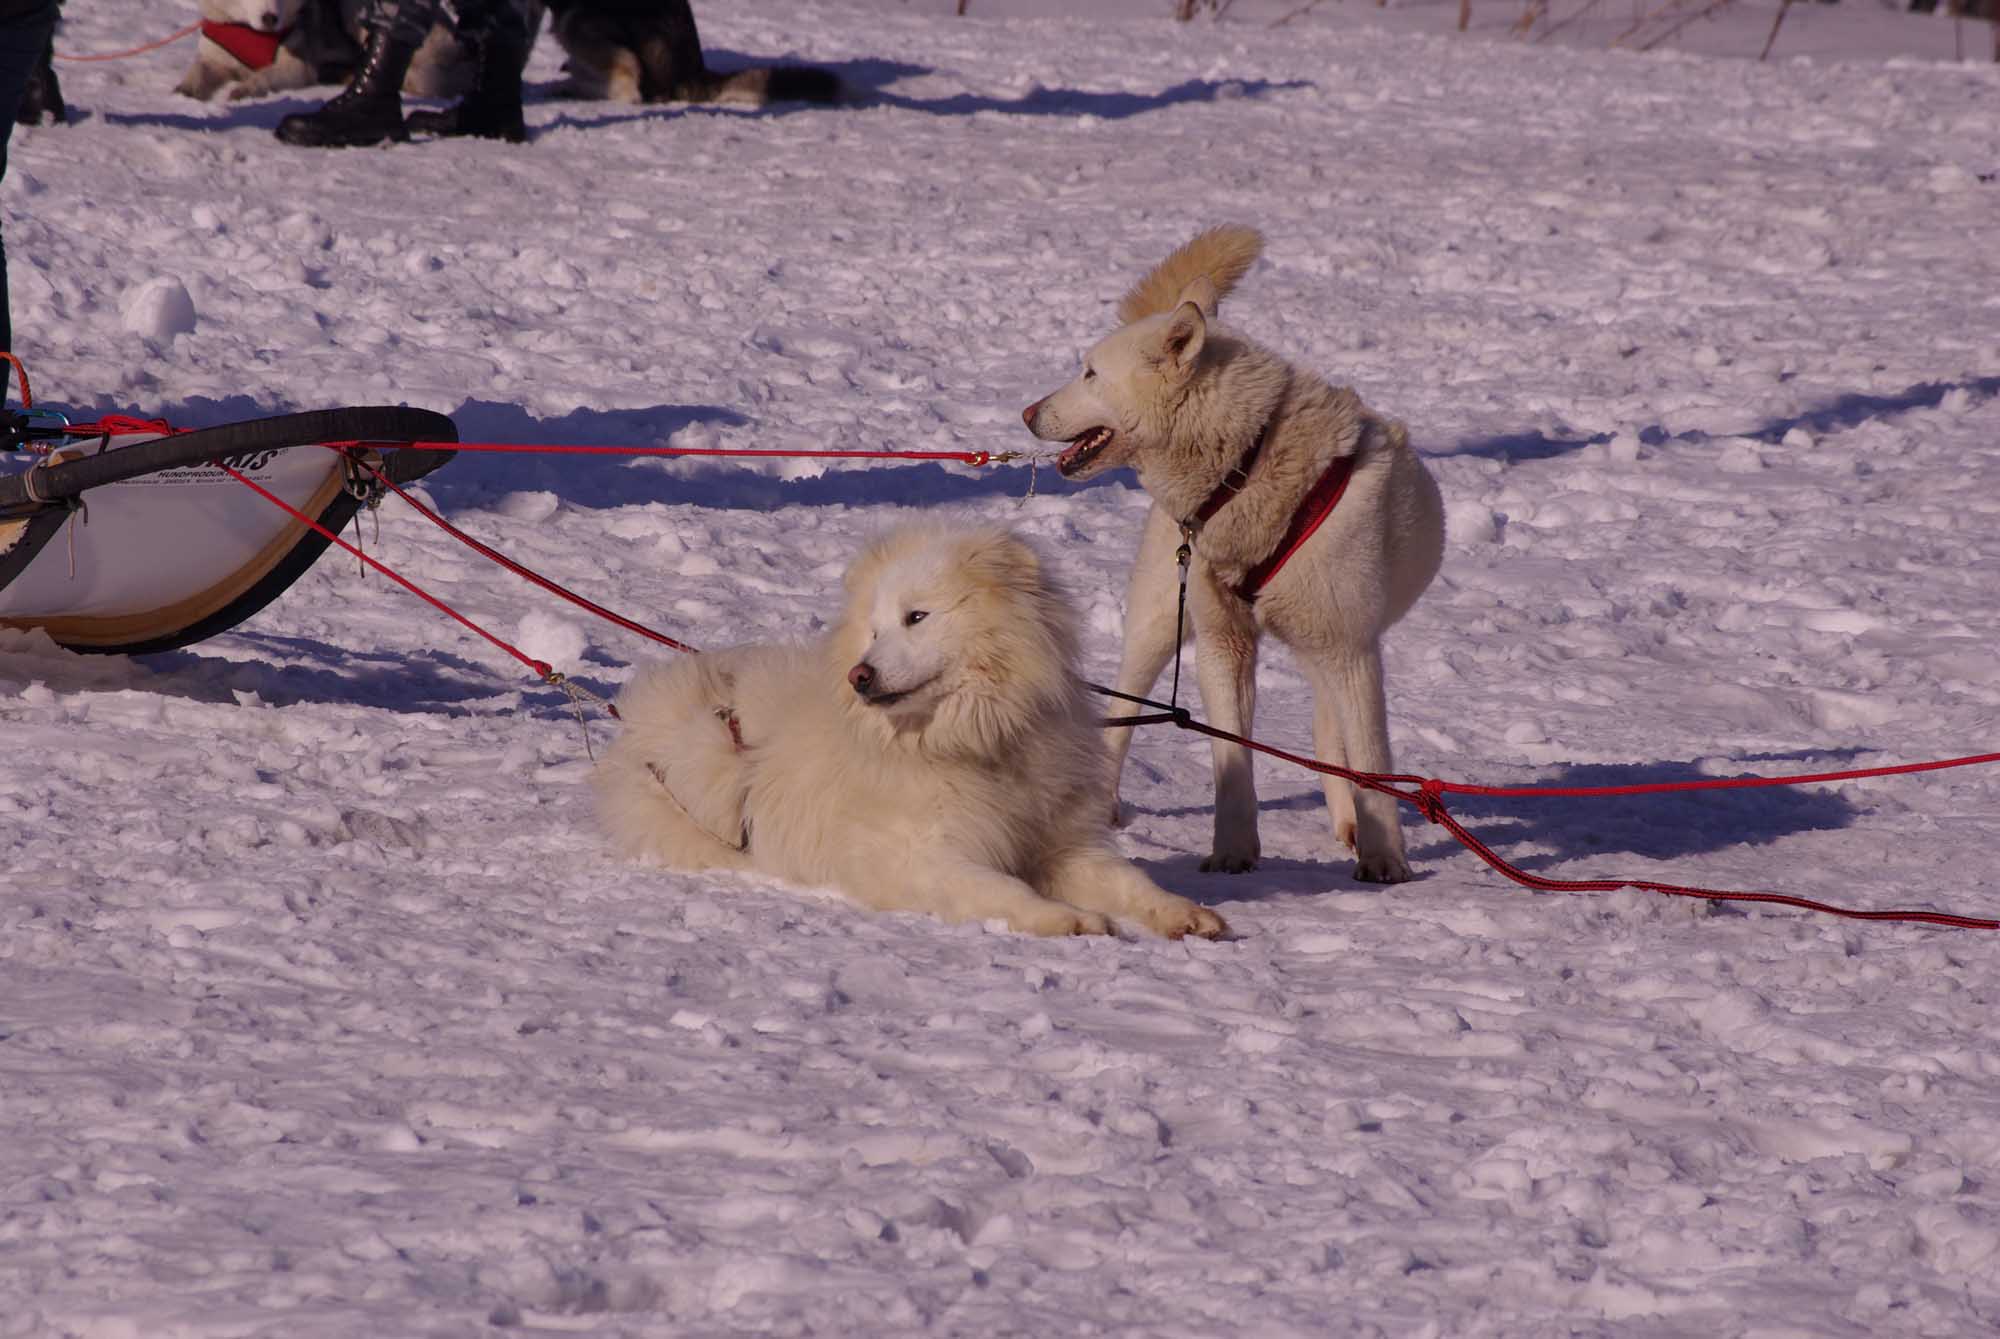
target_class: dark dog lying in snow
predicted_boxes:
[545,0,840,106]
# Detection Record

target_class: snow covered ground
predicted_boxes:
[5,0,2000,1334]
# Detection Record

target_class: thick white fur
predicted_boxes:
[1023,225,1445,883]
[175,0,539,102]
[177,0,322,102]
[595,522,1227,940]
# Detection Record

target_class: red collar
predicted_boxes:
[202,20,290,72]
[1181,418,1270,539]
[1231,452,1356,602]
[1176,408,1360,603]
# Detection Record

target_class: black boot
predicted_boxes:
[405,22,527,143]
[274,23,417,148]
[13,39,65,127]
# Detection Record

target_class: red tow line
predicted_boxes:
[1092,687,2000,931]
[54,22,203,63]
[320,438,1021,468]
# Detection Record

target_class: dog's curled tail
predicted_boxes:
[705,65,844,107]
[1117,224,1265,325]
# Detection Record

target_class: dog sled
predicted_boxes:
[0,405,456,655]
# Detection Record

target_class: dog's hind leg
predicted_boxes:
[1190,579,1262,874]
[1309,703,1361,854]
[1103,505,1188,825]
[1041,848,1227,940]
[1306,646,1412,884]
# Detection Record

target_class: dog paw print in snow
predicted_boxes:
[121,277,197,343]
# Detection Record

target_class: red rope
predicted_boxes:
[56,22,202,63]
[346,452,698,655]
[1408,781,2000,931]
[1433,753,2000,799]
[78,414,179,437]
[3,353,30,409]
[53,426,1018,469]
[325,439,1016,467]
[1092,690,1998,931]
[220,463,557,684]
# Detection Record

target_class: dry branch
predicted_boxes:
[1534,0,1610,42]
[1271,0,1332,24]
[1636,0,1735,50]
[1758,0,1793,58]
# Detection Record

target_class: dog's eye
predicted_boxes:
[904,610,928,627]
[1083,366,1097,381]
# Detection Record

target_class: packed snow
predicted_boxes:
[5,0,2000,1334]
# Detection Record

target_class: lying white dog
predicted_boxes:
[596,522,1227,940]
[1023,225,1445,883]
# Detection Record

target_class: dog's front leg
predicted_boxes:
[229,50,323,101]
[851,863,1115,938]
[1307,645,1412,884]
[1189,577,1261,873]
[1104,505,1188,825]
[175,55,239,102]
[1041,847,1226,940]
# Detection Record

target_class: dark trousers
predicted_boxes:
[366,0,530,49]
[0,1,60,354]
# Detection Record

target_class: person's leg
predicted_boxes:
[12,27,63,128]
[0,2,62,353]
[404,0,530,142]
[274,0,440,148]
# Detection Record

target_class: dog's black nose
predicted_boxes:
[848,663,875,696]
[261,10,281,28]
[1020,399,1041,428]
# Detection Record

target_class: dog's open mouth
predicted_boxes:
[1057,427,1114,477]
[860,675,936,709]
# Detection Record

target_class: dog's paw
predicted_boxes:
[1200,844,1259,875]
[1335,817,1359,852]
[1017,903,1114,938]
[1144,899,1228,941]
[1352,853,1414,884]
[174,70,222,101]
[228,70,285,101]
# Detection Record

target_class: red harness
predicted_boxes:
[201,20,290,72]
[1181,423,1358,603]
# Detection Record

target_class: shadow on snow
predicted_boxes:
[1399,753,1863,875]
[1440,374,2000,464]
[427,398,1126,513]
[115,631,623,723]
[1126,747,1866,899]
[103,56,1301,137]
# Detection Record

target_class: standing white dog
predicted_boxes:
[596,522,1227,940]
[1022,225,1444,883]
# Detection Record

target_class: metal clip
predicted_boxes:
[543,668,621,761]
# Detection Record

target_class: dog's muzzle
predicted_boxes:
[1055,427,1114,477]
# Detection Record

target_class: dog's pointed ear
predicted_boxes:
[961,527,1041,591]
[1160,300,1207,372]
[1176,275,1221,319]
